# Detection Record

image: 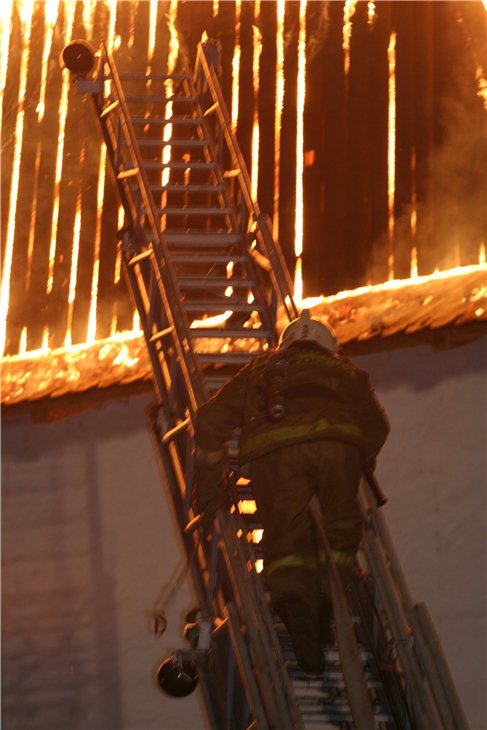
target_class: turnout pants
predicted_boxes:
[250,439,363,613]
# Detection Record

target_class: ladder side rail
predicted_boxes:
[227,502,307,730]
[193,44,299,323]
[349,569,416,729]
[413,601,470,730]
[359,486,448,729]
[224,602,271,730]
[151,427,257,729]
[361,482,470,729]
[217,512,300,730]
[363,481,469,728]
[89,51,280,729]
[95,44,208,416]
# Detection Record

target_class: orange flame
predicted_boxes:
[46,1,77,298]
[0,1,34,355]
[387,31,397,279]
[251,5,262,202]
[231,0,242,132]
[273,0,285,243]
[343,0,358,77]
[294,0,307,299]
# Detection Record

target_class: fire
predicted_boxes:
[367,2,376,25]
[273,0,285,243]
[231,0,242,132]
[251,4,262,202]
[343,0,358,78]
[161,1,178,189]
[87,4,117,345]
[0,0,34,355]
[294,0,307,299]
[64,196,82,348]
[47,1,76,298]
[1,1,485,366]
[309,262,487,306]
[387,31,397,280]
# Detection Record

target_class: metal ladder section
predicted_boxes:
[80,40,469,729]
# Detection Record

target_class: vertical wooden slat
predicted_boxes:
[4,4,44,354]
[367,0,390,285]
[1,5,22,274]
[413,1,436,275]
[302,0,327,297]
[236,0,254,175]
[26,3,66,351]
[318,1,347,294]
[346,2,372,288]
[278,0,299,277]
[256,0,276,218]
[71,3,106,345]
[115,0,152,333]
[216,1,236,116]
[392,1,414,279]
[48,3,87,348]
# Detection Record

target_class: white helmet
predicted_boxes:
[278,309,338,353]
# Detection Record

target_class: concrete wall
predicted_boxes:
[2,335,486,729]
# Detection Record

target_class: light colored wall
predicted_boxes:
[356,337,486,730]
[1,396,209,730]
[2,335,485,729]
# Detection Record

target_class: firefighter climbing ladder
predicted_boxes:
[72,40,469,729]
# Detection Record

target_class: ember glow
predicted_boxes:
[0,0,34,354]
[251,3,261,202]
[294,0,307,301]
[273,0,285,243]
[231,0,241,132]
[47,1,76,297]
[387,31,397,280]
[343,0,358,78]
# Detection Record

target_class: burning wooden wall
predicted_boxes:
[1,0,486,359]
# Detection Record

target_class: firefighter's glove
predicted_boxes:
[192,446,226,530]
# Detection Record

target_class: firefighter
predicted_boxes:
[192,310,389,675]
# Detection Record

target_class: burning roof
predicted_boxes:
[2,265,485,408]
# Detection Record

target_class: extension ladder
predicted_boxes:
[74,39,469,730]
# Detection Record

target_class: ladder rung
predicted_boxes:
[171,253,247,263]
[183,302,262,313]
[135,138,209,148]
[197,352,257,364]
[161,417,191,444]
[158,207,232,216]
[131,116,204,126]
[203,102,219,116]
[119,72,189,82]
[125,94,196,103]
[149,326,174,342]
[128,249,152,266]
[189,327,271,339]
[178,277,253,287]
[150,184,225,194]
[100,99,120,118]
[164,232,240,246]
[143,160,216,170]
[223,169,240,178]
[117,167,139,179]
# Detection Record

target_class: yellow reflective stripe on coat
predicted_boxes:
[265,549,356,578]
[240,419,363,460]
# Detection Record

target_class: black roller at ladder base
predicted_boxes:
[73,38,470,730]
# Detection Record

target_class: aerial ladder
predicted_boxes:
[63,38,469,729]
